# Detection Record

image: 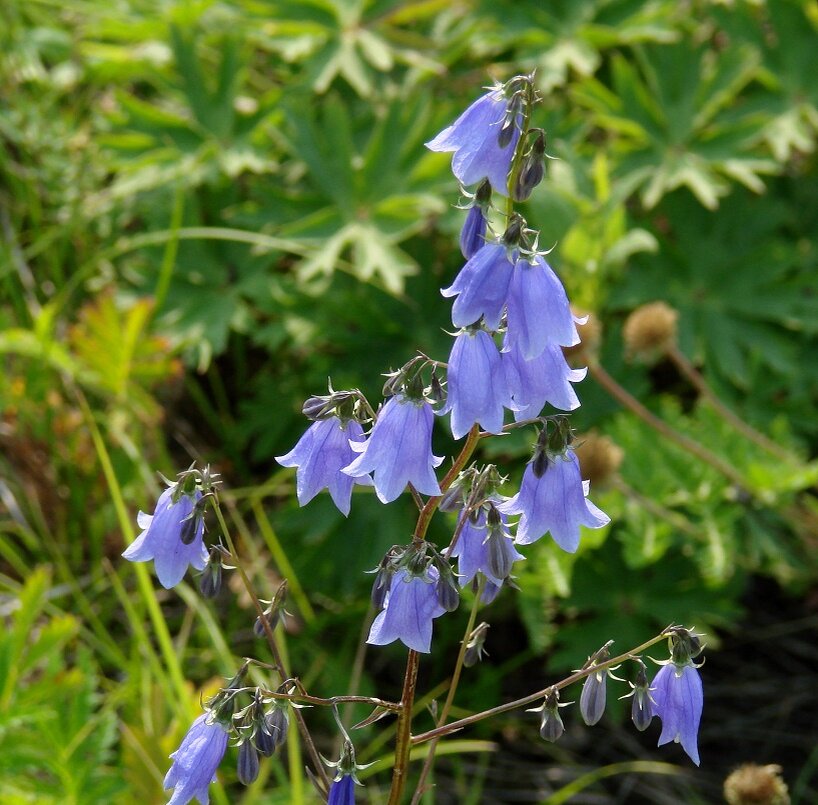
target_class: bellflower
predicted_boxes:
[276,416,371,516]
[651,663,703,765]
[505,255,581,359]
[441,328,511,439]
[368,567,446,653]
[343,394,442,503]
[450,509,524,587]
[441,242,514,331]
[460,204,488,260]
[164,715,229,805]
[122,485,208,589]
[498,451,609,552]
[328,775,356,805]
[426,88,521,195]
[504,342,587,420]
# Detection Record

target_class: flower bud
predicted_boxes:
[630,665,653,732]
[237,740,260,785]
[265,704,289,750]
[580,669,607,726]
[538,689,565,743]
[435,564,460,612]
[199,544,227,599]
[513,131,546,202]
[463,622,490,668]
[502,214,525,248]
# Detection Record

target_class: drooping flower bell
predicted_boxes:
[498,420,609,552]
[163,714,229,805]
[343,392,442,504]
[441,239,515,331]
[651,627,704,766]
[426,76,533,195]
[276,390,373,516]
[122,479,209,589]
[503,342,586,420]
[441,326,511,439]
[367,549,447,653]
[504,254,582,360]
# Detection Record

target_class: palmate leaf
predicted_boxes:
[713,0,818,161]
[256,0,445,97]
[474,0,678,91]
[574,40,777,208]
[279,91,444,292]
[610,190,817,386]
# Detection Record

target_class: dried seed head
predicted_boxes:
[622,301,678,362]
[723,763,790,805]
[575,432,624,490]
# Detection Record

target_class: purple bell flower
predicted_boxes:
[328,774,356,805]
[498,451,609,552]
[343,394,442,503]
[164,714,229,805]
[368,567,446,653]
[276,417,371,516]
[460,205,488,259]
[122,485,208,589]
[505,255,581,359]
[426,89,521,195]
[503,342,587,420]
[441,242,514,331]
[450,510,524,587]
[441,329,511,439]
[651,663,703,766]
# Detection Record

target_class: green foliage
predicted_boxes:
[2,0,818,800]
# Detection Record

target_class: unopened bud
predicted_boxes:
[237,741,260,785]
[463,622,490,668]
[199,545,224,599]
[630,666,653,732]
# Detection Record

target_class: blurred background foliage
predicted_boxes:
[1,0,817,802]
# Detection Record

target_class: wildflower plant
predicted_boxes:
[121,74,706,803]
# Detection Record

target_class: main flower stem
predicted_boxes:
[387,649,420,805]
[410,581,484,804]
[212,502,331,794]
[411,632,669,745]
[589,359,751,495]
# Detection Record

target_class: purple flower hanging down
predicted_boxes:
[276,416,371,516]
[505,255,581,360]
[368,567,446,653]
[651,663,703,766]
[441,329,511,439]
[498,451,609,552]
[503,343,587,420]
[164,714,229,805]
[122,485,208,589]
[442,242,514,331]
[328,774,356,805]
[343,394,442,503]
[426,89,521,195]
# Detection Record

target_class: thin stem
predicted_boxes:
[211,502,331,793]
[411,632,669,745]
[413,425,481,543]
[666,343,797,464]
[410,580,484,804]
[388,649,420,805]
[588,360,751,494]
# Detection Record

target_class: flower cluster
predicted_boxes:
[126,73,705,804]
